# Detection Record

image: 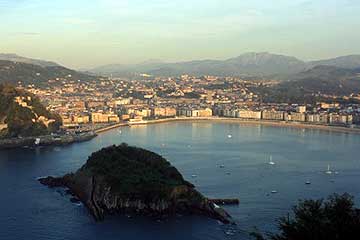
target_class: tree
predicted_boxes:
[256,193,360,240]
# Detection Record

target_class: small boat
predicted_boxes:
[34,138,41,145]
[54,147,61,152]
[191,174,197,178]
[268,155,275,165]
[213,203,220,209]
[271,190,278,194]
[226,172,231,175]
[219,164,225,168]
[224,229,236,236]
[227,134,232,139]
[305,181,311,185]
[326,165,332,175]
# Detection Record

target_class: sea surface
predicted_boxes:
[1,122,360,240]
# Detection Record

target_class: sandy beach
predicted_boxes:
[95,117,360,135]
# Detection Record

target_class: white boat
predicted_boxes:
[219,164,225,168]
[227,134,232,139]
[191,174,197,178]
[34,138,41,145]
[268,155,275,165]
[326,165,332,175]
[213,203,220,209]
[305,181,311,185]
[271,190,278,194]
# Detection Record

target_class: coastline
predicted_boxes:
[97,117,360,135]
[94,122,129,134]
[0,131,97,150]
[2,117,359,150]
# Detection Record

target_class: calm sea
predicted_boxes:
[1,122,360,240]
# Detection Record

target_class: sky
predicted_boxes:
[0,0,360,69]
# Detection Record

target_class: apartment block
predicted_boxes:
[91,113,120,123]
[288,112,306,122]
[262,111,285,121]
[237,110,262,119]
[153,107,177,117]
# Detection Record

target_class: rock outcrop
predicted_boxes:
[39,144,236,224]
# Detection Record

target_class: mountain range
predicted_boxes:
[87,52,360,78]
[0,52,359,102]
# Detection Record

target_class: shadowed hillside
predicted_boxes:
[0,84,62,138]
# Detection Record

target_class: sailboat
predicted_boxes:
[268,155,275,165]
[326,165,332,175]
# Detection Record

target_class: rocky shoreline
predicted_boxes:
[0,131,97,150]
[38,144,238,224]
[39,175,236,224]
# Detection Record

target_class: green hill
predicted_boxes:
[0,60,97,86]
[0,84,62,138]
[39,144,235,224]
[258,66,360,103]
[0,53,60,67]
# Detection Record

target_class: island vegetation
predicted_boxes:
[39,144,236,224]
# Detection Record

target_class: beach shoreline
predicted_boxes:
[3,117,357,150]
[96,117,360,135]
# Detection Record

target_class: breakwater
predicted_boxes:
[0,131,97,150]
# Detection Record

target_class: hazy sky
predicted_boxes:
[1,0,360,69]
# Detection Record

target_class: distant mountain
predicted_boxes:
[309,55,360,69]
[0,84,62,138]
[89,60,167,78]
[261,65,360,103]
[88,53,360,78]
[0,60,97,86]
[89,52,307,77]
[0,53,60,67]
[152,52,306,77]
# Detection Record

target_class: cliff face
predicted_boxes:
[39,144,235,224]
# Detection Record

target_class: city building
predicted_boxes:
[262,111,285,121]
[288,112,306,122]
[237,110,262,119]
